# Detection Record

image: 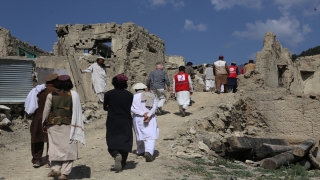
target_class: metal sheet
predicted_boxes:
[0,59,34,103]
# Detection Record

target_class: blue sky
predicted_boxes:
[0,0,319,65]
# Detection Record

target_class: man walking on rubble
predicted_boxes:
[244,60,256,73]
[80,56,107,104]
[227,62,239,93]
[29,74,58,168]
[172,66,193,117]
[203,64,215,93]
[185,62,196,106]
[213,55,229,94]
[146,64,170,115]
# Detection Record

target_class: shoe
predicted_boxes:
[47,170,61,177]
[137,153,145,156]
[114,154,122,172]
[179,107,186,117]
[58,174,68,180]
[216,91,220,94]
[144,152,153,162]
[33,162,41,168]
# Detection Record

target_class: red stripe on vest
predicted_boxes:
[174,72,190,92]
[228,65,238,78]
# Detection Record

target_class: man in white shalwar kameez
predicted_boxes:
[172,66,193,117]
[80,57,107,103]
[131,83,159,162]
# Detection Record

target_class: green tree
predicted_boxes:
[292,46,320,61]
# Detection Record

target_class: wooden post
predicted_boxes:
[252,143,294,160]
[226,136,289,152]
[293,139,314,157]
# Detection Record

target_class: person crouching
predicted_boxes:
[131,83,159,162]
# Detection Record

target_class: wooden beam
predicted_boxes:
[226,136,289,152]
[252,143,294,160]
[293,139,314,157]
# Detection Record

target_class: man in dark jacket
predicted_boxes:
[30,74,58,168]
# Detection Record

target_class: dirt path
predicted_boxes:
[0,92,232,180]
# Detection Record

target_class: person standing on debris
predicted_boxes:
[131,83,159,162]
[104,74,133,172]
[29,73,58,168]
[185,62,196,106]
[244,60,256,73]
[203,64,215,93]
[240,63,247,74]
[80,56,107,104]
[146,64,170,115]
[227,62,239,93]
[213,55,229,94]
[42,75,85,180]
[172,66,193,117]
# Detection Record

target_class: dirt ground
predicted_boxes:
[0,92,233,180]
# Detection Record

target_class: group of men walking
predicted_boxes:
[26,55,256,178]
[203,56,256,94]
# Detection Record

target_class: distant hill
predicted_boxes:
[292,46,320,61]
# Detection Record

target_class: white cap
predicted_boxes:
[132,83,147,90]
[97,56,105,60]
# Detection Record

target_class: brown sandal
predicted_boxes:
[58,174,68,180]
[47,170,61,177]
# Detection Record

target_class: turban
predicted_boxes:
[116,74,128,82]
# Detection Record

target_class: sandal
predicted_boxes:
[47,170,61,177]
[58,174,68,180]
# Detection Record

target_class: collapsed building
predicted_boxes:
[191,31,320,144]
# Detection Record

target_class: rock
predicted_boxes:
[198,141,210,153]
[176,152,202,158]
[203,138,211,148]
[189,127,196,135]
[246,126,257,135]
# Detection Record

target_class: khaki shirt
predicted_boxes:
[244,63,255,72]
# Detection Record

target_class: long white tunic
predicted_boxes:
[82,62,106,93]
[131,92,159,141]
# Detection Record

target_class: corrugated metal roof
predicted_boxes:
[0,58,34,103]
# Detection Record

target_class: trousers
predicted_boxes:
[136,139,156,156]
[31,142,49,164]
[51,160,73,175]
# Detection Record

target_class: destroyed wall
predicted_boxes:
[194,32,320,144]
[0,27,49,57]
[290,54,320,95]
[36,22,165,101]
[255,31,293,90]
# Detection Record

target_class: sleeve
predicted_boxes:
[146,72,152,88]
[172,77,176,93]
[130,97,145,116]
[225,63,230,74]
[103,92,108,111]
[188,75,193,92]
[164,72,170,87]
[212,65,216,76]
[82,64,93,73]
[203,69,207,79]
[147,97,158,117]
[42,93,52,125]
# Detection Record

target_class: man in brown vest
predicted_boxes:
[244,60,256,73]
[30,74,58,168]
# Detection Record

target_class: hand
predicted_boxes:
[167,87,171,92]
[42,126,48,133]
[190,92,193,95]
[144,116,151,123]
[143,112,148,117]
[147,88,150,92]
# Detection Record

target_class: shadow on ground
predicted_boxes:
[69,165,91,179]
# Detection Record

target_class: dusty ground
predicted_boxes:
[0,92,234,180]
